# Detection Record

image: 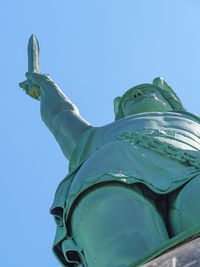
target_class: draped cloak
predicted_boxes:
[50,111,200,266]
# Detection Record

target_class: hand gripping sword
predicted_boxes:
[19,34,41,99]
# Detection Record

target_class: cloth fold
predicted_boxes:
[50,111,200,266]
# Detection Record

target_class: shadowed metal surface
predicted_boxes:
[142,237,200,267]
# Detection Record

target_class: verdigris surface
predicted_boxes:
[20,35,200,267]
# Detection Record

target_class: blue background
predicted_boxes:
[1,0,200,266]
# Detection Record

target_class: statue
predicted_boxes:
[20,35,200,267]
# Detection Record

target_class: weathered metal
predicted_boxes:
[20,35,200,267]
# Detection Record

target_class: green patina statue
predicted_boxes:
[20,35,200,267]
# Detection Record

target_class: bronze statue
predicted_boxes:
[20,35,200,267]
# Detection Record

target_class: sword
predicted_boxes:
[19,34,41,99]
[28,34,40,73]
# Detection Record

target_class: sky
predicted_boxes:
[2,0,200,266]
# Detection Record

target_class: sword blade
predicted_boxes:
[28,34,40,73]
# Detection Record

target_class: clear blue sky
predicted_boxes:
[2,0,200,266]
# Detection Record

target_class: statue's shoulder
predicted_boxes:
[69,126,101,171]
[173,111,200,124]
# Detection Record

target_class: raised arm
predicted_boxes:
[21,72,92,160]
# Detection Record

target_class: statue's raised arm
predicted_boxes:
[20,35,92,160]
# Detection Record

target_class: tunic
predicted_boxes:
[50,111,200,266]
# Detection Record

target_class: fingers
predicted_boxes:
[20,72,54,101]
[25,72,52,86]
[19,79,40,100]
[19,80,28,90]
[27,85,40,100]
